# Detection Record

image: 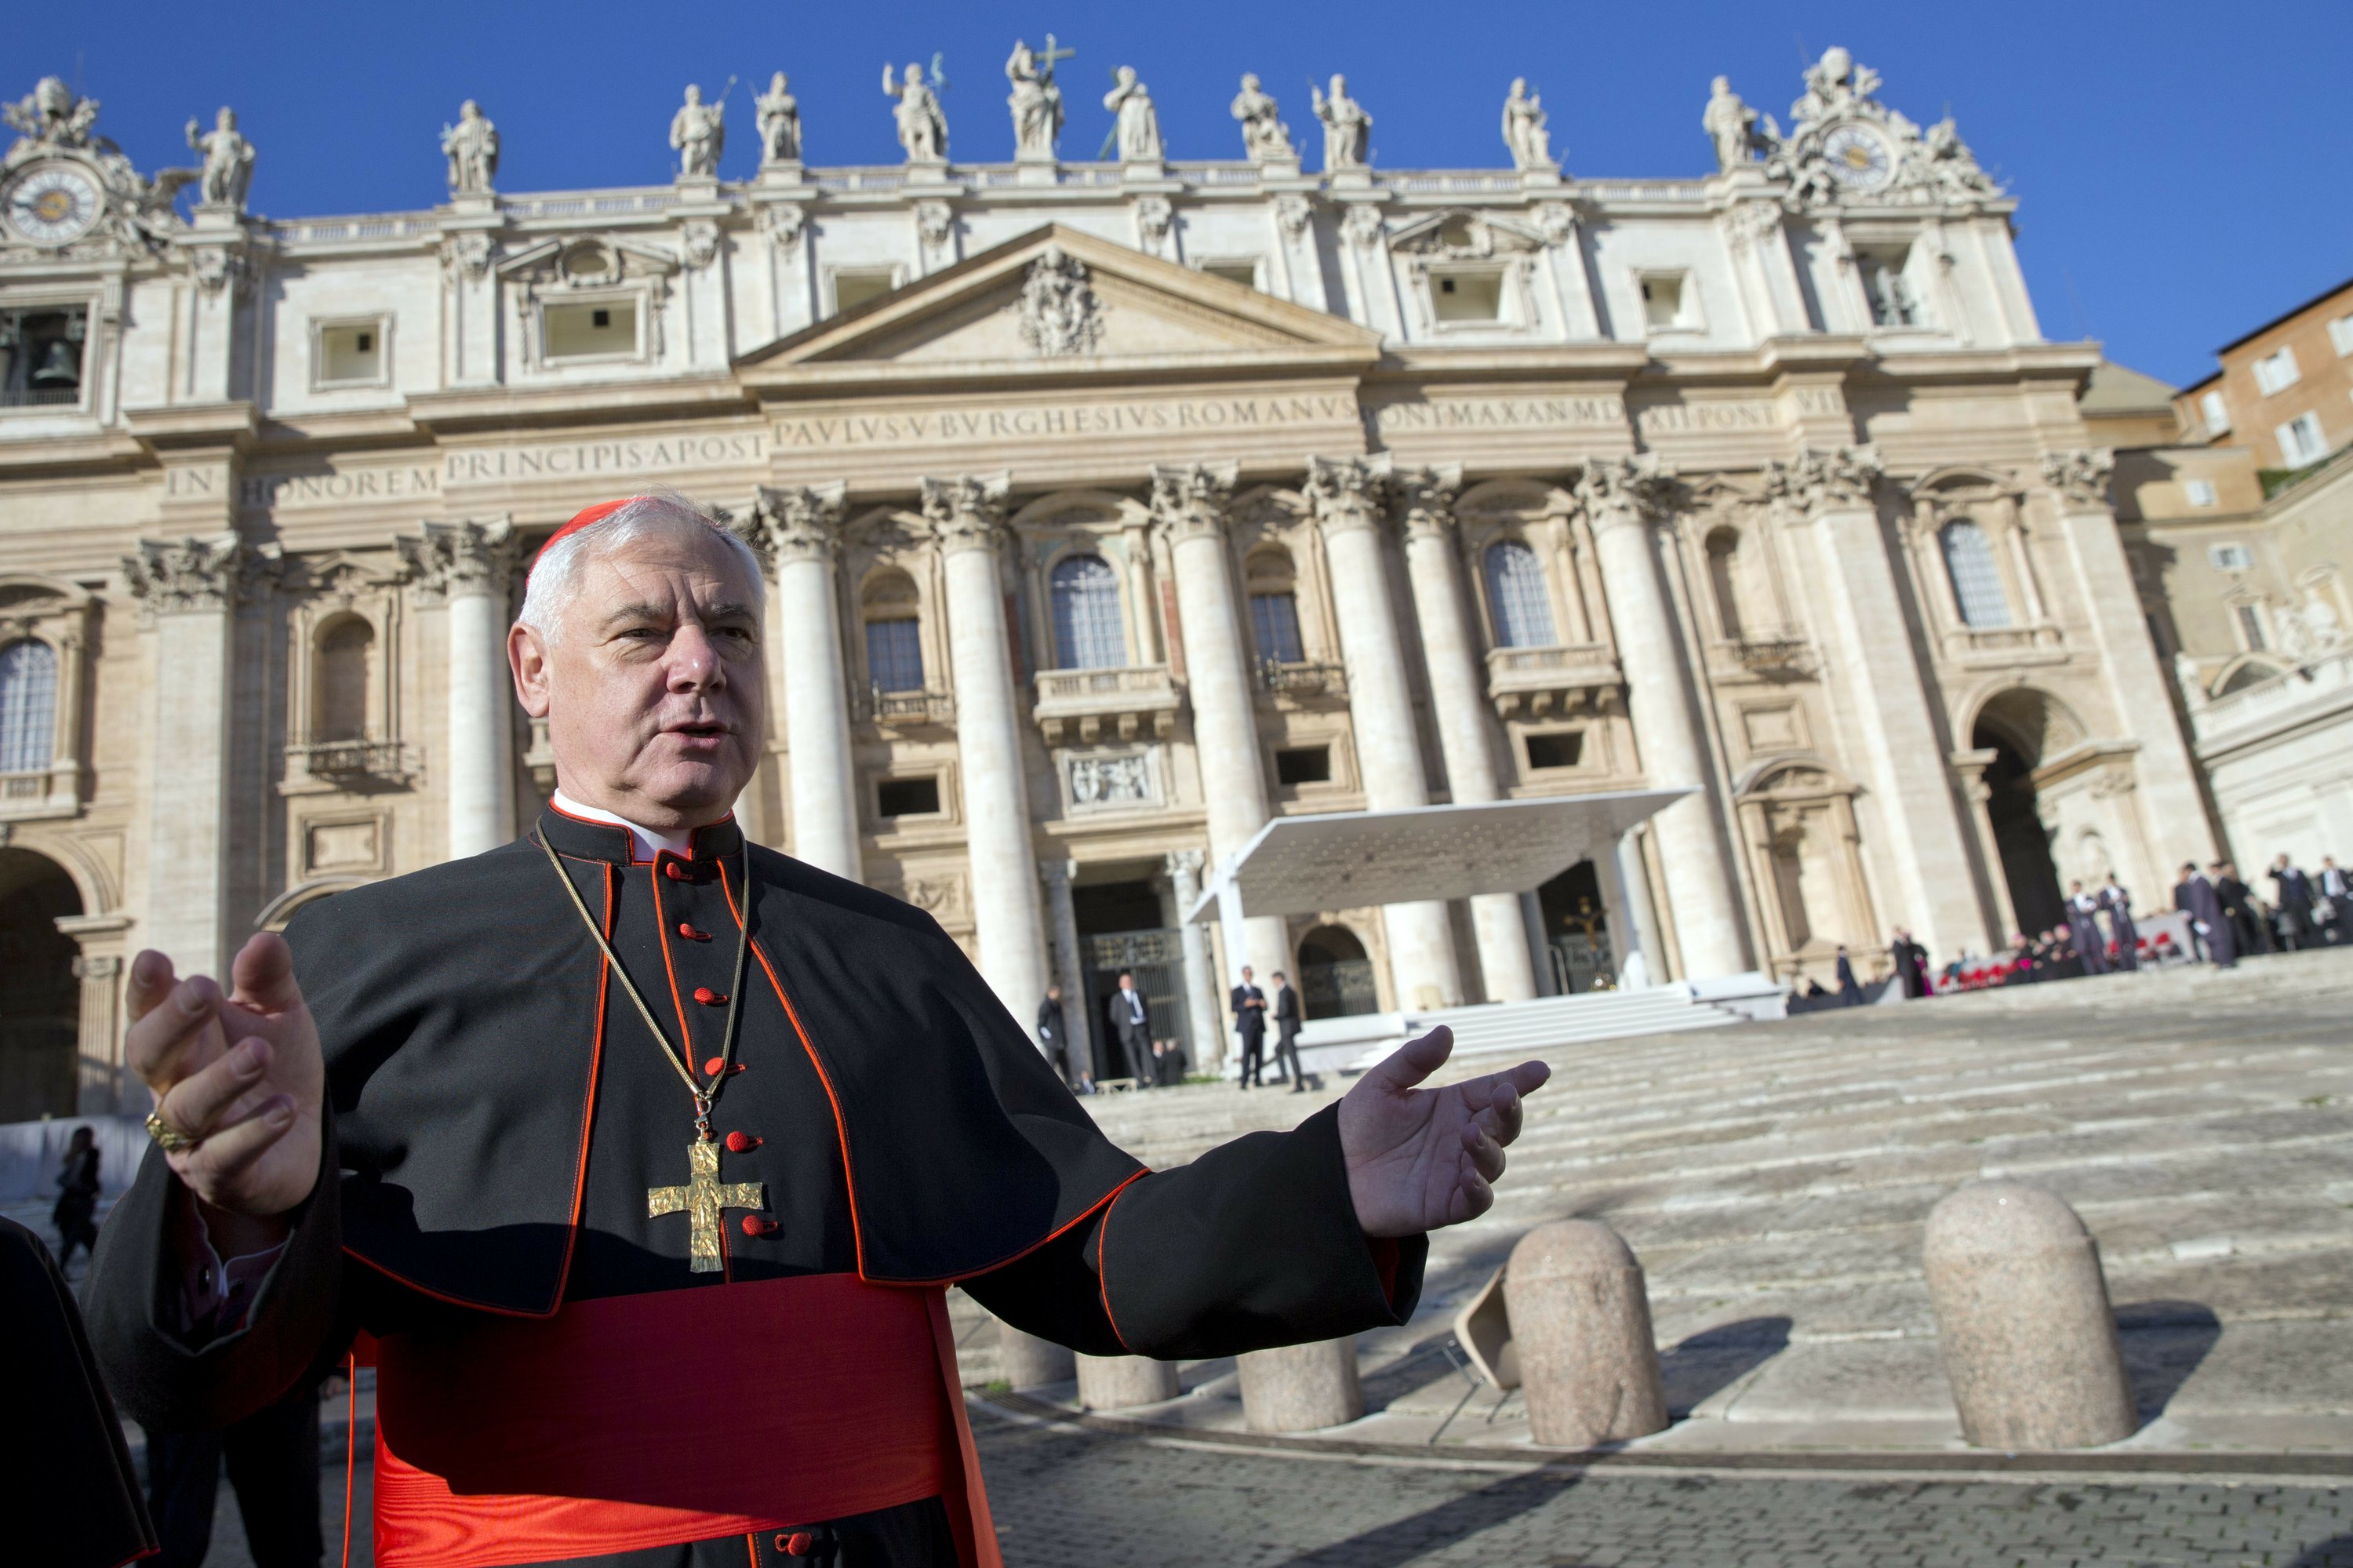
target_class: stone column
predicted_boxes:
[745,485,860,879]
[1038,858,1094,1075]
[1075,1354,1180,1410]
[424,519,520,862]
[1504,1218,1670,1448]
[1576,459,1747,978]
[1769,449,1992,959]
[124,534,251,979]
[71,951,125,1113]
[1306,456,1462,1010]
[1165,850,1225,1074]
[924,475,1049,1018]
[1151,464,1291,988]
[2042,450,2217,883]
[1238,1340,1365,1432]
[1395,464,1539,1002]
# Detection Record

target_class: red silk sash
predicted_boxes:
[369,1273,998,1568]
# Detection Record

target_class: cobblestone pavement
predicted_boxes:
[973,1406,2353,1568]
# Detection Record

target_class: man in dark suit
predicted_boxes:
[1036,983,1078,1090]
[2215,860,2270,956]
[1231,965,1269,1090]
[2320,857,2352,943]
[1834,944,1863,1005]
[2271,855,2319,950]
[1889,928,1931,999]
[1270,970,1307,1093]
[2176,861,2235,967]
[1107,970,1151,1086]
[2065,882,2111,975]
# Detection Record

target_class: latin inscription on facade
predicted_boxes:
[773,392,1361,451]
[1364,395,1628,439]
[240,432,770,509]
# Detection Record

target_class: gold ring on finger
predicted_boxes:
[145,1108,203,1153]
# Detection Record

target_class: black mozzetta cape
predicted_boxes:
[86,809,1425,1442]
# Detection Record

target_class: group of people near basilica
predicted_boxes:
[1034,966,1312,1093]
[2173,853,2353,968]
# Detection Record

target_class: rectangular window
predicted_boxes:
[2332,315,2353,358]
[0,304,88,408]
[876,777,941,818]
[2253,347,2300,395]
[2208,543,2253,571]
[2278,411,2329,467]
[2198,389,2231,435]
[1432,270,1505,323]
[1640,273,1689,330]
[542,298,637,361]
[1857,249,1922,327]
[864,617,925,693]
[1249,592,1304,664]
[2182,478,2217,508]
[1525,731,1584,771]
[2235,604,2267,652]
[315,320,386,387]
[1275,747,1331,785]
[1201,260,1260,290]
[830,268,898,315]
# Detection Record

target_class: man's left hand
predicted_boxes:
[1338,1026,1549,1238]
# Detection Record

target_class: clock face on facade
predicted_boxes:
[4,162,104,245]
[1820,125,1894,192]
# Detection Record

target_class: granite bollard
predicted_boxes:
[1922,1180,2137,1449]
[997,1320,1075,1390]
[1504,1219,1668,1447]
[1075,1352,1180,1410]
[1238,1337,1365,1432]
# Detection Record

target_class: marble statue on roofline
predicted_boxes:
[1702,75,1777,171]
[185,106,254,210]
[1500,78,1553,170]
[1230,73,1293,162]
[882,62,947,162]
[1006,37,1069,160]
[441,100,498,195]
[755,72,800,166]
[1103,67,1161,163]
[670,84,726,179]
[1311,74,1370,170]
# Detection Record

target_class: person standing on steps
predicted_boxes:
[52,1124,100,1274]
[1834,944,1863,1006]
[1232,965,1269,1089]
[1035,983,1076,1091]
[2216,860,2270,957]
[1271,970,1307,1093]
[1107,970,1152,1088]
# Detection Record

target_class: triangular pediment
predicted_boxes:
[737,225,1378,378]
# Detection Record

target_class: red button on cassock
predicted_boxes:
[693,986,727,1006]
[726,1130,761,1153]
[785,1530,814,1556]
[742,1216,780,1238]
[664,861,690,880]
[703,1057,725,1077]
[678,922,708,940]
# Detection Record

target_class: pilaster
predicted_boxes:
[1038,858,1095,1075]
[742,484,860,879]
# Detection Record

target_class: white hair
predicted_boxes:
[515,489,765,643]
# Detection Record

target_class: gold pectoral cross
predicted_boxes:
[648,1137,768,1273]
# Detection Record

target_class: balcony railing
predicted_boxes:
[1485,643,1621,719]
[1032,664,1183,744]
[285,739,410,790]
[1720,632,1813,675]
[1257,659,1347,697]
[862,687,956,727]
[1948,624,2065,664]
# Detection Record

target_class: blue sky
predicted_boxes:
[14,1,2348,387]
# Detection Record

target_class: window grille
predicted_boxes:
[864,617,925,693]
[1482,541,1558,647]
[1249,591,1304,664]
[1049,555,1126,670]
[0,638,56,774]
[1938,520,2012,628]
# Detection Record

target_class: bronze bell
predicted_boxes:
[30,338,79,387]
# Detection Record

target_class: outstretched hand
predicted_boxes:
[125,933,325,1252]
[1337,1026,1549,1238]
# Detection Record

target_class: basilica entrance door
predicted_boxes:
[0,847,82,1120]
[1537,860,1615,994]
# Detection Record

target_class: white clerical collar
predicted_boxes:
[552,791,693,862]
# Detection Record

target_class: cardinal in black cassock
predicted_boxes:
[85,495,1547,1568]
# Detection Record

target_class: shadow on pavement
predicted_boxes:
[2115,1299,2223,1422]
[1659,1315,1791,1417]
[2290,1533,2353,1567]
[1268,1468,1584,1568]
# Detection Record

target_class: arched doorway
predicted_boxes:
[1536,860,1614,993]
[1971,689,2069,938]
[0,847,83,1119]
[1297,925,1378,1020]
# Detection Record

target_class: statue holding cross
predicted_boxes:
[1006,35,1072,161]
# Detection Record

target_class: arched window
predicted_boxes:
[1245,547,1304,664]
[1938,519,2011,628]
[861,569,925,693]
[1482,540,1558,648]
[314,619,373,742]
[1049,554,1126,670]
[0,638,57,774]
[1704,527,1745,640]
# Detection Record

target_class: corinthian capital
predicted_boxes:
[919,472,1011,553]
[1303,453,1394,537]
[1762,446,1882,515]
[1573,454,1678,529]
[740,482,848,569]
[2039,448,2115,510]
[398,517,517,602]
[122,534,271,619]
[1391,462,1464,540]
[1147,460,1239,544]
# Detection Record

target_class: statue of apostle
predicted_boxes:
[1311,72,1371,170]
[1006,36,1070,160]
[1231,72,1293,162]
[882,60,947,162]
[755,71,801,165]
[1701,75,1773,171]
[85,493,1550,1568]
[1102,65,1161,163]
[440,99,499,195]
[1500,78,1552,170]
[670,83,725,179]
[184,105,254,210]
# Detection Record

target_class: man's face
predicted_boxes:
[1118,976,1134,992]
[511,523,765,829]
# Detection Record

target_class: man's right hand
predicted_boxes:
[128,932,325,1252]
